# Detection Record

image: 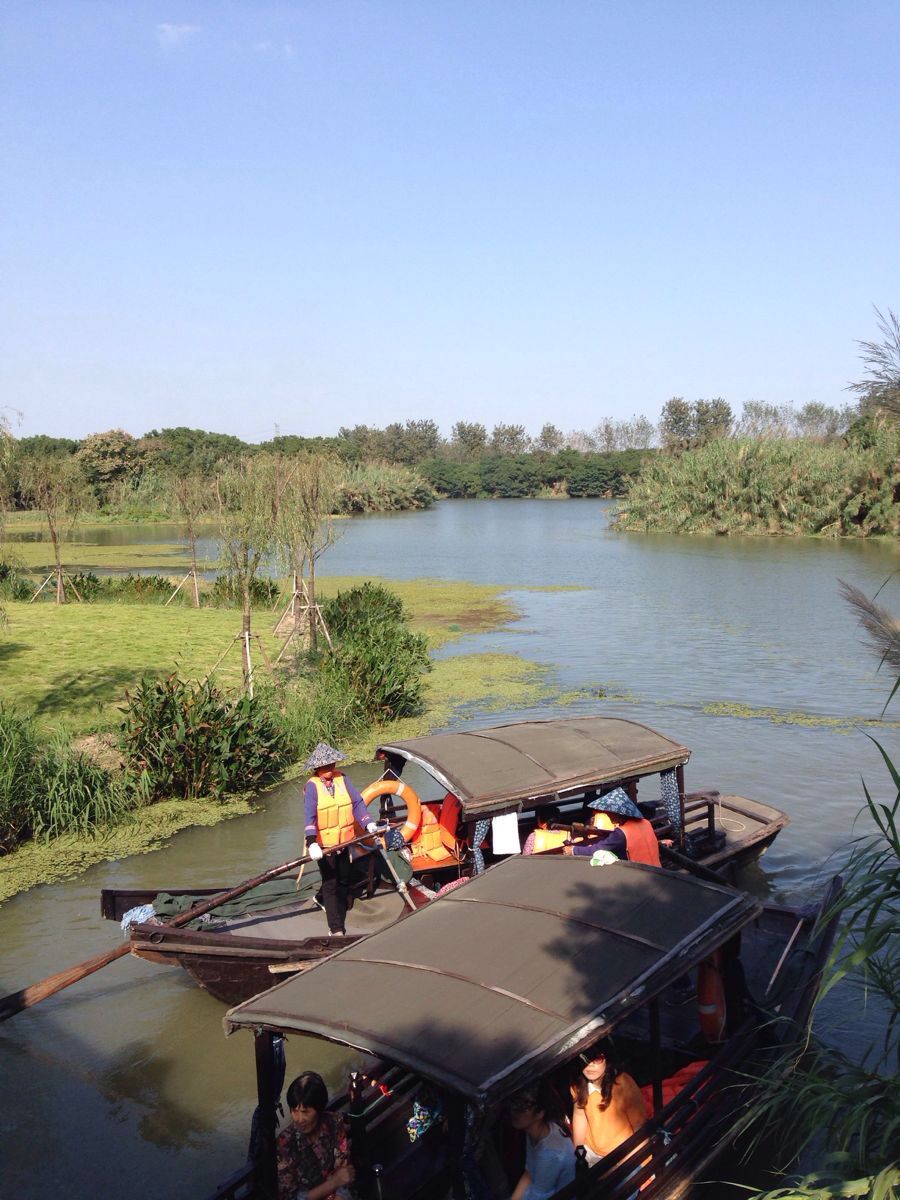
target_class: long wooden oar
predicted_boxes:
[0,830,382,1023]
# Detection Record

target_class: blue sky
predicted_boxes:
[2,1,898,441]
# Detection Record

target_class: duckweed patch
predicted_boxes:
[7,540,191,572]
[0,794,257,903]
[702,700,900,732]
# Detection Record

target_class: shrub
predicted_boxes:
[618,427,900,537]
[120,675,290,801]
[336,462,436,512]
[0,561,32,601]
[320,583,430,720]
[31,739,132,840]
[67,571,104,600]
[0,707,40,854]
[210,573,280,607]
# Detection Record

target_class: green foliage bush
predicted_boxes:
[210,573,280,607]
[320,583,430,720]
[0,707,131,852]
[421,450,648,499]
[0,561,32,601]
[336,462,436,512]
[618,424,900,537]
[120,675,290,801]
[0,707,40,854]
[32,739,131,840]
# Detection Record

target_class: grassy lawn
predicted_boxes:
[0,575,558,900]
[0,576,520,734]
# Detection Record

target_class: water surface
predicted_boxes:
[1,500,896,1197]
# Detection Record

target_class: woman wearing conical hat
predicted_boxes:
[563,787,661,867]
[303,742,379,935]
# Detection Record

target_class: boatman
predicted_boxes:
[563,788,662,867]
[303,742,380,936]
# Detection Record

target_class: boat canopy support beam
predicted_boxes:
[254,1029,279,1200]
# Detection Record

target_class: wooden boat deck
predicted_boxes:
[215,888,411,941]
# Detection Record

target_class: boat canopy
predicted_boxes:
[224,856,758,1103]
[375,717,691,819]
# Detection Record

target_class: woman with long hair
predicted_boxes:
[570,1043,647,1165]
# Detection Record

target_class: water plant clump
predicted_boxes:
[120,675,291,802]
[32,737,131,840]
[0,706,132,852]
[617,422,900,537]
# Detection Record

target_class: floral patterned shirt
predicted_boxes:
[276,1110,352,1200]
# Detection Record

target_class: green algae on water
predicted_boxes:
[702,700,900,732]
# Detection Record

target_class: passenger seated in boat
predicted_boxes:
[522,806,563,855]
[569,1041,647,1166]
[277,1071,355,1200]
[563,789,661,867]
[505,1082,575,1200]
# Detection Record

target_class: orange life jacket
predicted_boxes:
[640,1060,707,1116]
[621,818,661,867]
[697,951,727,1042]
[410,794,462,868]
[410,804,444,859]
[312,774,356,848]
[531,828,569,853]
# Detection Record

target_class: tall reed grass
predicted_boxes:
[0,707,131,851]
[337,462,436,512]
[618,425,900,537]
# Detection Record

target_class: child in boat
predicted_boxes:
[563,789,661,867]
[303,742,379,936]
[505,1082,576,1200]
[277,1072,355,1200]
[569,1042,647,1166]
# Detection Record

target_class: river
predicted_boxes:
[1,500,897,1198]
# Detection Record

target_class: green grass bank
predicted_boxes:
[0,577,558,901]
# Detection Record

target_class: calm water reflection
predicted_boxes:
[1,501,897,1198]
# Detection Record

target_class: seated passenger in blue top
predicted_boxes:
[505,1082,576,1200]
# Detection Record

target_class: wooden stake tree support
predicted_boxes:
[272,573,333,664]
[165,566,201,608]
[205,628,274,700]
[29,564,84,605]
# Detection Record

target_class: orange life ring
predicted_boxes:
[361,779,422,844]
[697,951,727,1042]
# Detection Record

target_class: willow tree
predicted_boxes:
[19,454,92,603]
[274,452,342,655]
[167,472,211,607]
[213,454,280,692]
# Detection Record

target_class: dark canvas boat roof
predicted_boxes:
[224,856,758,1103]
[376,716,691,818]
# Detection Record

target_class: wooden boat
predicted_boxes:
[209,854,840,1200]
[100,851,431,1006]
[370,715,789,876]
[101,717,789,1004]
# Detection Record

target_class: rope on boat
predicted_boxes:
[715,795,747,833]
